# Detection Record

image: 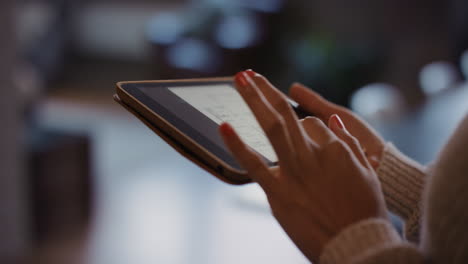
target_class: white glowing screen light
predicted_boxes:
[419,61,458,95]
[350,83,403,119]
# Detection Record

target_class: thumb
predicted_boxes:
[289,83,339,120]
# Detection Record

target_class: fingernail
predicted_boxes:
[220,123,235,137]
[234,71,248,87]
[245,69,256,77]
[333,114,345,130]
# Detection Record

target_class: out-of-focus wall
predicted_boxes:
[0,1,30,262]
[310,0,454,105]
[72,3,181,61]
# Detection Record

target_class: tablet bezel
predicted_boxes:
[116,78,274,184]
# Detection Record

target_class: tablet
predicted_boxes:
[115,78,308,184]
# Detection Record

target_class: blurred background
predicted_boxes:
[1,0,468,263]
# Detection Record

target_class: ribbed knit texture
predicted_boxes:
[320,219,402,264]
[376,143,426,242]
[351,243,423,264]
[318,114,468,264]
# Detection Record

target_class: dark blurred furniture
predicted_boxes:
[28,128,93,244]
[0,1,30,263]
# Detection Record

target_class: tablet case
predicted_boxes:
[113,94,252,185]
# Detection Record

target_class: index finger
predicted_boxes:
[234,72,298,175]
[246,71,313,155]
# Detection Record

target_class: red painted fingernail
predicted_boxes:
[245,69,256,77]
[220,123,235,137]
[235,71,248,87]
[333,114,345,129]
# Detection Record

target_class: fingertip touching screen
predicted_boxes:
[122,81,277,171]
[168,84,277,162]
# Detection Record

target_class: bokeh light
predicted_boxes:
[215,14,258,49]
[167,38,220,73]
[146,12,185,45]
[419,61,458,95]
[350,83,405,120]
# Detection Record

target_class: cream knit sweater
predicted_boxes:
[320,113,468,264]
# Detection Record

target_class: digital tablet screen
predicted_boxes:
[168,85,277,161]
[122,81,278,171]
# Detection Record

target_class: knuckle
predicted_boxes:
[325,140,347,153]
[243,152,266,175]
[344,133,360,147]
[349,135,360,147]
[303,116,323,127]
[271,97,291,115]
[264,116,286,135]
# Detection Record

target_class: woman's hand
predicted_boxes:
[289,83,385,170]
[219,70,388,262]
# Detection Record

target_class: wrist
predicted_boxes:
[320,218,402,264]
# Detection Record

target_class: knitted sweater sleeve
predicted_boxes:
[376,143,427,242]
[420,113,468,263]
[320,113,468,264]
[320,219,424,264]
[319,145,428,264]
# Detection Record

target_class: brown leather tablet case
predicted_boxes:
[113,94,251,185]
